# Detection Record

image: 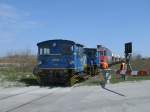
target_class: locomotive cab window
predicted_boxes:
[39,47,50,55]
[100,51,104,56]
[62,44,73,55]
[100,50,107,56]
[71,46,74,52]
[104,50,107,56]
[43,48,50,55]
[39,48,43,55]
[87,52,92,57]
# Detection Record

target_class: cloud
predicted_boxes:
[0,3,41,44]
[0,3,36,26]
[0,3,18,19]
[0,3,46,56]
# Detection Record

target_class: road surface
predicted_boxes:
[0,81,150,112]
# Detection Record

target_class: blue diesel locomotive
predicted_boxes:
[33,39,87,85]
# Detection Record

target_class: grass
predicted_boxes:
[0,67,38,87]
[1,67,150,87]
[19,76,39,86]
[0,69,32,81]
[110,74,150,84]
[77,74,150,86]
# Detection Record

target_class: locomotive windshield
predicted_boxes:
[62,44,73,55]
[99,50,107,56]
[39,47,50,55]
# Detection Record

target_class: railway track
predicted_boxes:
[0,87,65,112]
[5,92,53,112]
[0,87,39,101]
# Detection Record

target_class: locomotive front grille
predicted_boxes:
[47,69,69,83]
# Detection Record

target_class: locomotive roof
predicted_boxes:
[84,48,97,50]
[37,39,75,46]
[98,46,111,51]
[37,39,84,47]
[76,44,84,47]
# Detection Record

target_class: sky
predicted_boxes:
[0,0,150,57]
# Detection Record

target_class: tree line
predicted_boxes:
[0,50,37,73]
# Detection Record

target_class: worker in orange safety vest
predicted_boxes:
[120,62,126,70]
[120,62,126,80]
[99,60,110,88]
[100,60,109,69]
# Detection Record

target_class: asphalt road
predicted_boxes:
[0,81,150,112]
